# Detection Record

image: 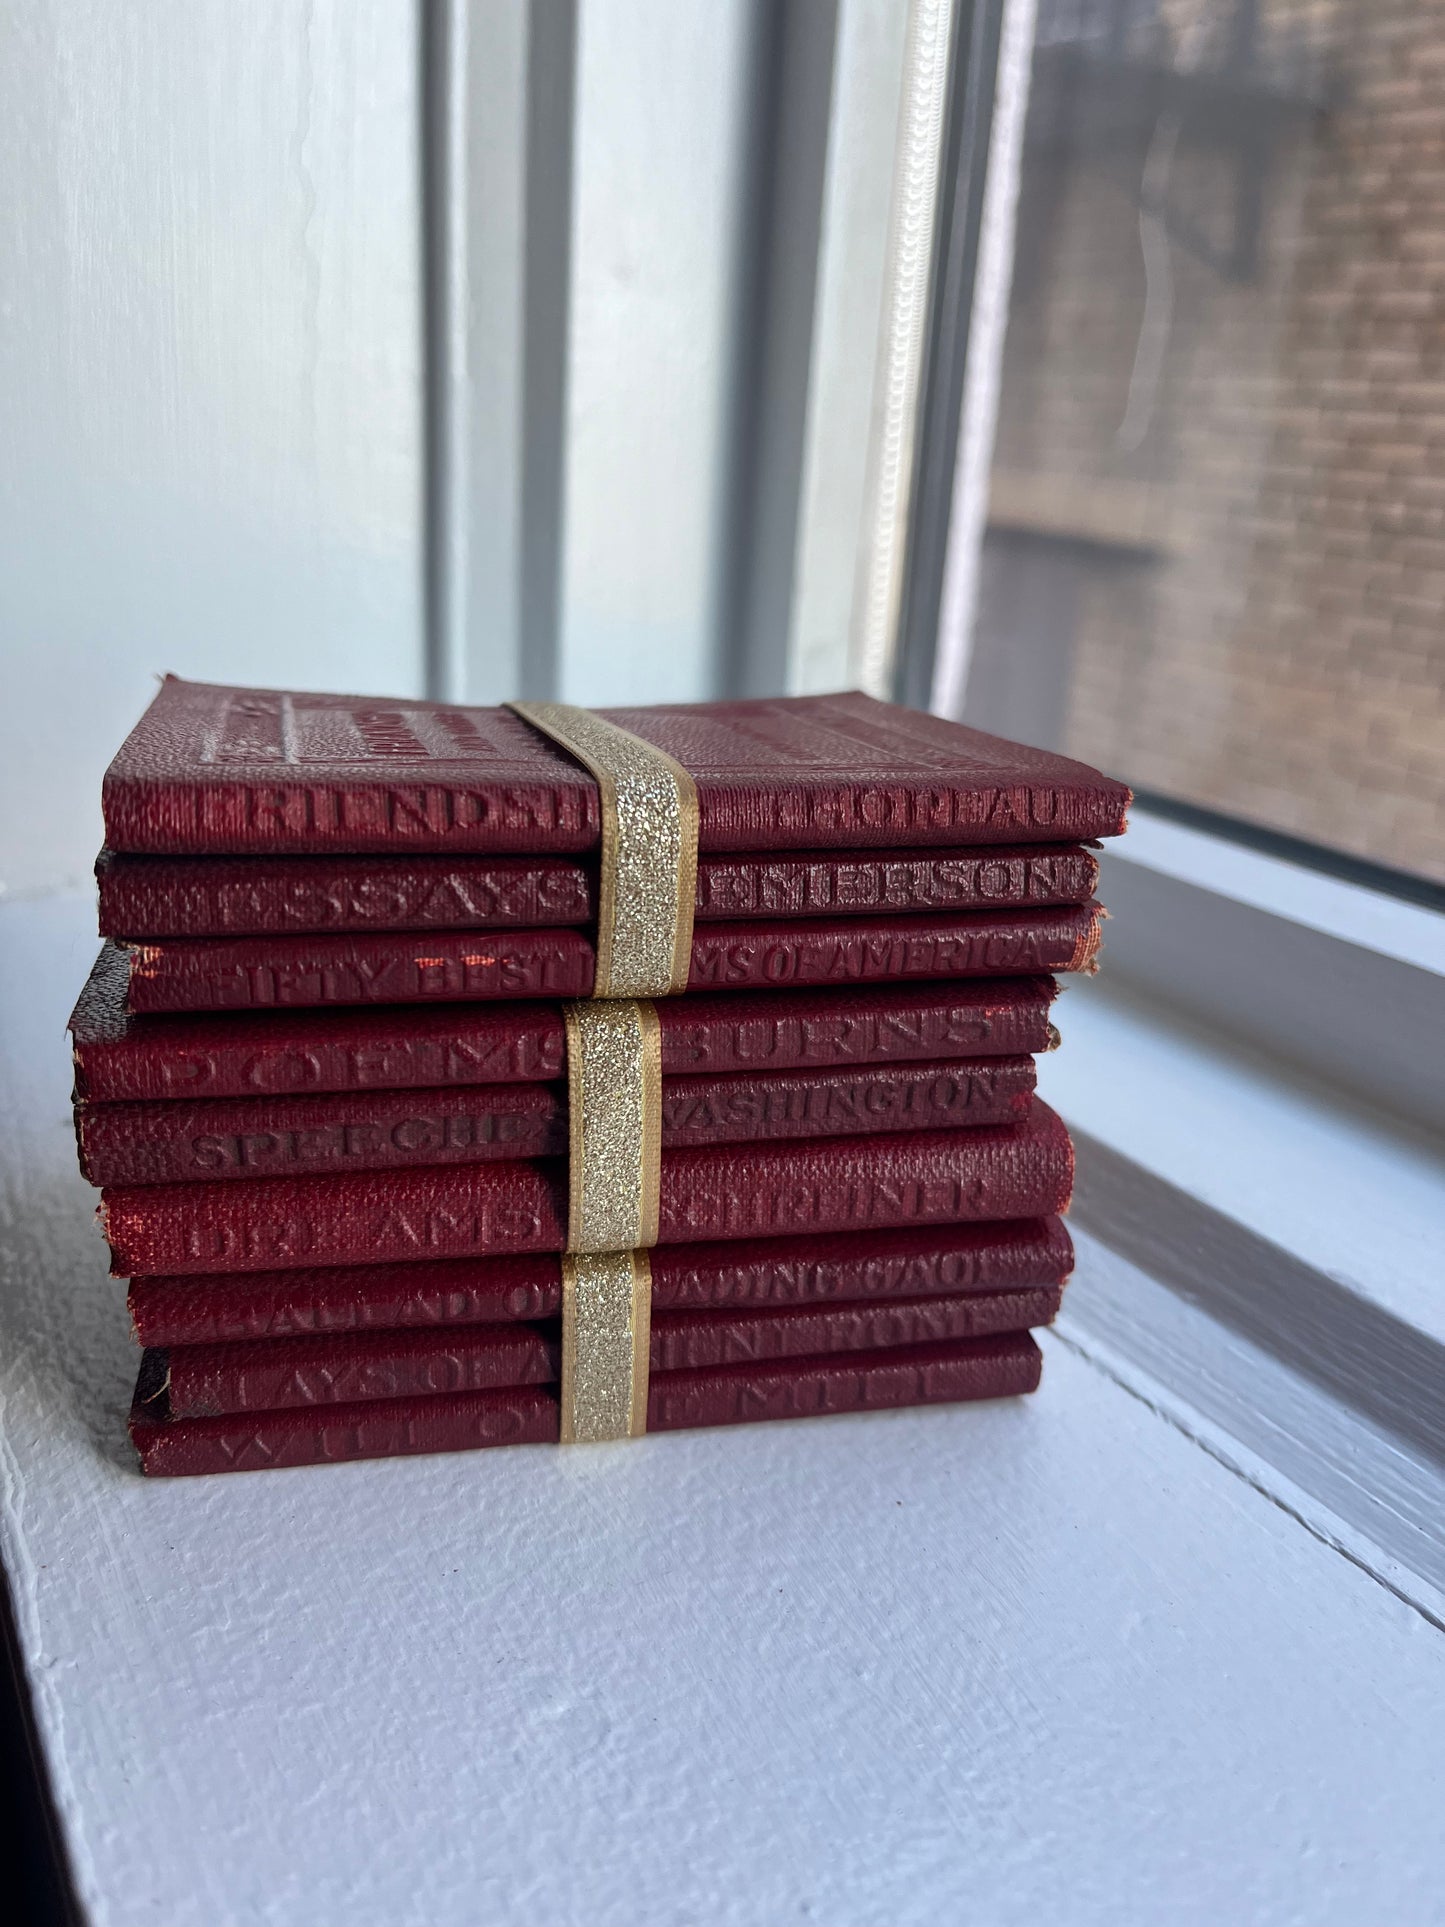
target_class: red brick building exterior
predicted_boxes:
[976,0,1445,879]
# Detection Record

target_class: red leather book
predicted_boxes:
[99,1105,1074,1276]
[102,677,1130,856]
[76,1054,1037,1186]
[95,843,1100,937]
[141,1285,1062,1419]
[116,902,1100,1012]
[127,1218,1075,1346]
[128,1332,1044,1474]
[70,949,1060,1102]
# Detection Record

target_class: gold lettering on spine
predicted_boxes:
[559,1250,652,1443]
[505,701,698,997]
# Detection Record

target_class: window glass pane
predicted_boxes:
[967,0,1445,883]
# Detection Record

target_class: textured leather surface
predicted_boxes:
[149,1285,1063,1417]
[102,677,1130,855]
[100,1104,1074,1276]
[96,843,1100,938]
[70,945,1059,1101]
[76,1055,1038,1186]
[117,903,1100,1012]
[123,927,596,1011]
[688,905,1100,993]
[127,1218,1076,1345]
[128,1332,1043,1473]
[98,848,595,936]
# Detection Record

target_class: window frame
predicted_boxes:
[899,0,1445,1142]
[1087,807,1445,1136]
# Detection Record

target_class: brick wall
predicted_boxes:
[980,0,1445,880]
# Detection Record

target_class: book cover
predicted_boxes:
[117,903,1101,1012]
[77,1055,1038,1186]
[102,678,1130,856]
[99,1106,1075,1277]
[127,1218,1076,1346]
[129,1333,1045,1474]
[143,1285,1063,1417]
[70,948,1060,1102]
[95,842,1100,938]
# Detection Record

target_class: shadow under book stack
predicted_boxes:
[67,679,1129,1476]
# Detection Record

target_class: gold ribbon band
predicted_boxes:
[506,701,698,997]
[506,701,683,1442]
[558,999,659,1440]
[562,998,662,1255]
[560,1250,652,1443]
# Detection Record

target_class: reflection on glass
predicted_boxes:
[968,0,1445,882]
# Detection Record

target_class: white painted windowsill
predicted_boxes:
[1043,976,1445,1346]
[1114,808,1442,973]
[1,891,1443,1927]
[1041,972,1445,1623]
[1050,811,1445,1623]
[1094,807,1445,1136]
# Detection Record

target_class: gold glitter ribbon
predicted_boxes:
[557,999,661,1441]
[559,1250,652,1443]
[562,999,662,1254]
[505,701,691,1440]
[506,701,698,997]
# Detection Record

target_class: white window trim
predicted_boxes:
[916,3,1445,1140]
[906,6,1445,1623]
[1096,808,1445,1137]
[1037,929,1445,1628]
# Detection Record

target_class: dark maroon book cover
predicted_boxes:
[127,1218,1075,1346]
[144,1284,1063,1418]
[103,678,1129,856]
[70,952,1060,1103]
[130,1332,1045,1474]
[99,1105,1075,1277]
[76,1055,1038,1187]
[115,903,1100,1012]
[95,843,1101,939]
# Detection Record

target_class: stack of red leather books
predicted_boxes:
[68,678,1128,1475]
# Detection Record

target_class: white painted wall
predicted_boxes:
[0,0,426,897]
[0,0,942,892]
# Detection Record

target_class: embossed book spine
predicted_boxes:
[76,1056,1038,1186]
[70,953,1060,1102]
[99,1107,1074,1277]
[144,1284,1063,1417]
[102,678,1131,856]
[129,1332,1045,1474]
[117,904,1101,1012]
[96,844,1100,938]
[127,1218,1075,1346]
